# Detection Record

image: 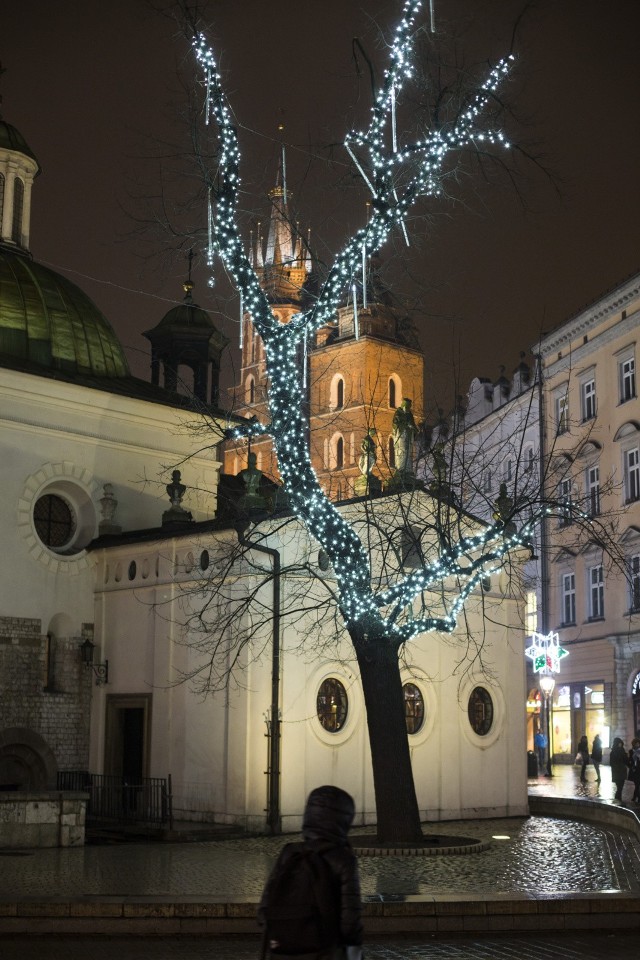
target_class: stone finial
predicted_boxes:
[239,452,267,512]
[162,470,194,527]
[98,483,122,536]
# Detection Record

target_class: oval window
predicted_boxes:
[316,678,348,733]
[200,549,210,571]
[468,686,494,736]
[128,561,137,581]
[403,682,425,734]
[33,493,76,550]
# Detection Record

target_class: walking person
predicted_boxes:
[628,738,640,803]
[610,737,630,802]
[259,785,363,960]
[591,733,603,784]
[576,734,590,782]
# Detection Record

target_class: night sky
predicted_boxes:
[3,0,639,414]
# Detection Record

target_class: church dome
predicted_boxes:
[0,248,129,377]
[0,120,40,168]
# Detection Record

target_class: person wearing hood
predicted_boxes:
[258,785,363,960]
[609,737,630,802]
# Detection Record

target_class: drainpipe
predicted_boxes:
[235,521,282,835]
[535,352,549,633]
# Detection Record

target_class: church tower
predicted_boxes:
[223,168,313,480]
[308,263,424,500]
[224,166,424,500]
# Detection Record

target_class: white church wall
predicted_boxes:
[90,498,529,833]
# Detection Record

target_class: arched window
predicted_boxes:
[336,436,344,469]
[12,177,24,245]
[388,375,402,409]
[0,173,5,232]
[388,436,396,469]
[330,373,346,410]
[246,376,255,405]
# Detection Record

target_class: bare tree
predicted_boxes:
[156,2,624,843]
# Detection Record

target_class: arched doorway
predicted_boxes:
[0,728,57,790]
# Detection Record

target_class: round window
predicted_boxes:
[33,494,76,550]
[403,682,425,734]
[468,686,494,736]
[316,678,348,733]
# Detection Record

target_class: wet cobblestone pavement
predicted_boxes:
[1,766,639,898]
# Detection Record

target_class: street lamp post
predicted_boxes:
[539,673,555,777]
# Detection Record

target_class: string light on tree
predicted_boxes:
[191,0,519,640]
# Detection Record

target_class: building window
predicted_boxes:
[624,447,640,503]
[336,377,344,409]
[316,678,348,732]
[629,555,640,613]
[403,682,425,734]
[504,459,513,482]
[561,572,576,625]
[620,356,636,403]
[246,376,255,405]
[588,564,604,620]
[468,687,493,736]
[483,469,492,493]
[388,435,395,469]
[581,378,596,421]
[33,494,76,549]
[335,436,344,469]
[12,177,24,244]
[389,377,397,409]
[523,447,535,473]
[555,392,569,435]
[559,478,573,526]
[0,173,4,232]
[586,465,600,517]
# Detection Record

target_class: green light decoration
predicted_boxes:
[192,1,523,640]
[525,632,569,675]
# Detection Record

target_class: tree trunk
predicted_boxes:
[353,634,423,844]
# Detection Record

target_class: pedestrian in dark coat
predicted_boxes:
[258,785,363,960]
[577,734,590,782]
[628,738,640,802]
[591,734,603,783]
[610,737,629,802]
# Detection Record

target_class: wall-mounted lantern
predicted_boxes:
[80,638,109,686]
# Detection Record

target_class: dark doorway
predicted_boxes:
[104,695,150,782]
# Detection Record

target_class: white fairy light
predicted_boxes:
[192,1,518,637]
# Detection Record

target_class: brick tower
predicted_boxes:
[224,169,424,501]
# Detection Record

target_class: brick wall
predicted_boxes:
[0,616,92,781]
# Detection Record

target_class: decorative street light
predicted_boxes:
[539,673,556,778]
[526,631,569,778]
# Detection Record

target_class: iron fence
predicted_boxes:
[57,771,172,828]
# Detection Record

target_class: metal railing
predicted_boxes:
[57,771,173,828]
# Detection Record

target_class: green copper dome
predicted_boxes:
[0,249,129,377]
